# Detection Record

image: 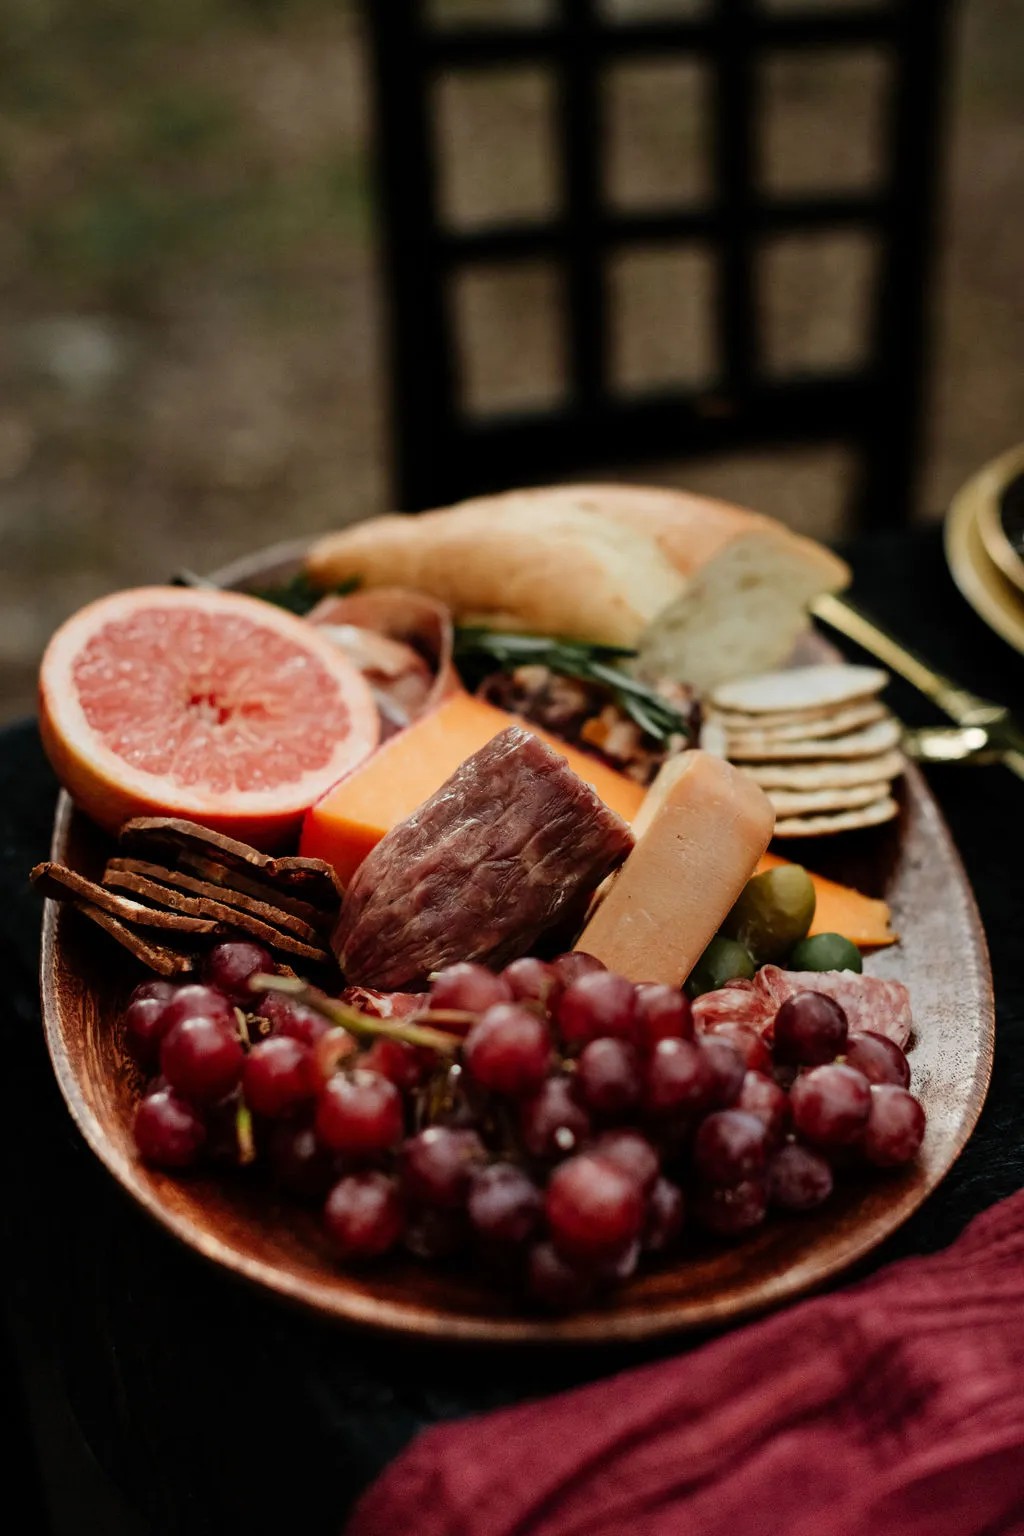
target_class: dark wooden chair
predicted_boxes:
[362,0,953,526]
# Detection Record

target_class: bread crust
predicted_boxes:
[306,499,683,647]
[305,484,849,656]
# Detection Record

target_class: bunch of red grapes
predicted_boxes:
[126,942,925,1311]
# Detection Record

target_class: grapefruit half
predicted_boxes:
[39,586,381,849]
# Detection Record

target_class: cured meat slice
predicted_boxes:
[333,726,634,989]
[755,965,913,1048]
[692,966,913,1048]
[339,986,428,1020]
[308,588,457,738]
[692,980,775,1034]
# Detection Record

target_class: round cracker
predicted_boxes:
[727,717,901,761]
[765,781,891,816]
[711,665,888,715]
[741,750,905,789]
[772,795,899,838]
[721,700,887,747]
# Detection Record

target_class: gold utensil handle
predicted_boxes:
[811,594,1006,728]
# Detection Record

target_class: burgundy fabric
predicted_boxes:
[346,1189,1024,1536]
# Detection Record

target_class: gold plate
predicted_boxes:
[945,458,1024,656]
[972,444,1024,598]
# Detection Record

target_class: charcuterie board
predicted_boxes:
[37,539,994,1342]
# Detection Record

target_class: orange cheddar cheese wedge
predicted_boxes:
[574,751,775,986]
[300,691,645,883]
[756,850,895,948]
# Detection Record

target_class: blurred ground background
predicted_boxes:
[2,0,1022,721]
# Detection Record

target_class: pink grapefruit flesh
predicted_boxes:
[39,586,380,849]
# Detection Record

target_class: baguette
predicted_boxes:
[306,500,684,649]
[306,484,850,689]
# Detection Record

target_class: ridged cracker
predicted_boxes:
[741,749,905,789]
[711,665,888,715]
[720,700,887,748]
[765,781,891,816]
[728,717,901,761]
[772,795,899,837]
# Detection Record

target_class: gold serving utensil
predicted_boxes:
[812,593,1024,781]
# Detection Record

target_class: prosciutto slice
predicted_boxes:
[694,966,913,1049]
[308,588,457,737]
[339,985,428,1019]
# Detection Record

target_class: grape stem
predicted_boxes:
[252,975,460,1054]
[235,1102,256,1166]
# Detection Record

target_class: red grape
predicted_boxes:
[694,1178,768,1236]
[546,1153,644,1262]
[468,1163,542,1244]
[790,1063,872,1148]
[129,979,177,1006]
[242,1036,314,1119]
[202,941,274,1004]
[736,1070,790,1148]
[634,984,693,1049]
[519,1076,591,1159]
[162,983,237,1032]
[502,957,561,1008]
[843,1031,911,1088]
[862,1085,926,1166]
[124,989,179,1065]
[404,1206,469,1259]
[597,1239,641,1285]
[708,1022,772,1074]
[693,1110,769,1185]
[160,1015,244,1104]
[593,1129,659,1194]
[575,1038,642,1119]
[257,991,332,1048]
[766,1143,834,1212]
[399,1127,485,1207]
[551,952,606,988]
[314,1069,404,1154]
[266,1119,336,1202]
[134,1088,206,1168]
[429,962,511,1014]
[527,1241,593,1310]
[699,1035,745,1107]
[557,972,636,1046]
[324,1172,404,1259]
[310,1028,360,1091]
[361,1038,424,1092]
[644,1037,715,1118]
[644,1177,685,1254]
[463,1004,552,1097]
[773,991,849,1065]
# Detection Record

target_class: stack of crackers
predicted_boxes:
[31,817,342,976]
[703,665,904,837]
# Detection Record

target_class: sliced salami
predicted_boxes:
[693,980,776,1034]
[755,965,912,1048]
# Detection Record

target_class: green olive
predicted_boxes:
[722,865,816,965]
[686,935,756,998]
[787,932,863,974]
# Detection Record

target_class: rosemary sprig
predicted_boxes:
[171,569,358,616]
[453,627,694,745]
[246,572,359,615]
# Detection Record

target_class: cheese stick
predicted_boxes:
[574,751,774,986]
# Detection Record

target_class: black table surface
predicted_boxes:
[4,526,1024,1536]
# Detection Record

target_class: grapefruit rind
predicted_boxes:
[39,586,380,849]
